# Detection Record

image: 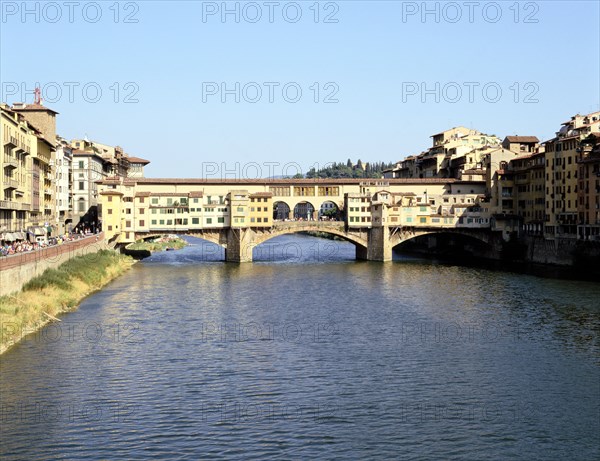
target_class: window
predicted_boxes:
[218,217,224,223]
[159,219,165,225]
[237,207,244,212]
[151,209,157,214]
[420,217,427,223]
[139,220,145,226]
[78,161,84,168]
[151,198,158,204]
[151,220,157,225]
[126,221,131,228]
[206,218,212,224]
[108,196,113,202]
[139,208,145,214]
[108,209,113,215]
[139,197,145,203]
[107,225,112,231]
[251,217,256,223]
[192,218,199,224]
[78,181,84,190]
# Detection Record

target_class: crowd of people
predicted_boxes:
[0,233,88,257]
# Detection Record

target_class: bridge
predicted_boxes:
[134,221,495,262]
[100,177,502,261]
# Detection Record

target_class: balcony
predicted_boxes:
[3,155,18,169]
[0,200,19,210]
[4,135,18,148]
[20,203,31,211]
[15,141,27,155]
[3,178,18,190]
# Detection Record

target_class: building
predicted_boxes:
[127,156,150,178]
[69,139,150,230]
[55,138,73,234]
[72,150,105,231]
[98,177,489,244]
[544,112,600,237]
[248,192,273,227]
[384,127,501,179]
[501,136,539,153]
[1,102,57,235]
[577,133,600,240]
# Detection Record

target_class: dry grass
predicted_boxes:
[0,250,135,354]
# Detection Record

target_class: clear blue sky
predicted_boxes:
[1,1,599,177]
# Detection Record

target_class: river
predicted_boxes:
[1,235,599,460]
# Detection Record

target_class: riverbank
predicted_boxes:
[0,250,135,355]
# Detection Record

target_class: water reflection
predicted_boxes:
[1,235,598,460]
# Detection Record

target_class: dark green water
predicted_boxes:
[1,235,599,460]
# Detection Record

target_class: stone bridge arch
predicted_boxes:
[135,231,227,248]
[252,223,368,250]
[389,227,492,249]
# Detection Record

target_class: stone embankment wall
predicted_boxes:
[0,234,109,296]
[523,236,600,267]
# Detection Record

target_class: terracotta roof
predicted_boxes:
[99,190,123,196]
[135,192,152,197]
[12,103,59,114]
[504,136,539,143]
[250,192,273,197]
[147,192,184,197]
[127,156,150,164]
[189,191,204,198]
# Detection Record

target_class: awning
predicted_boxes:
[28,226,47,236]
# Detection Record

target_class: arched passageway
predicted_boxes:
[294,201,315,221]
[319,201,339,220]
[273,201,291,221]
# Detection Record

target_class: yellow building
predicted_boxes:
[1,103,56,234]
[99,178,488,243]
[248,192,273,227]
[544,112,600,237]
[577,133,600,240]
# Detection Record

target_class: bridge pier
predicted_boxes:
[358,226,392,262]
[225,228,254,263]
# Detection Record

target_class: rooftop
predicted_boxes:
[504,136,539,143]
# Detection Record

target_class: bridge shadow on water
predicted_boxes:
[142,234,358,265]
[394,234,600,283]
[142,233,598,282]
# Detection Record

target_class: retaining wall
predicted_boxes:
[0,233,109,296]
